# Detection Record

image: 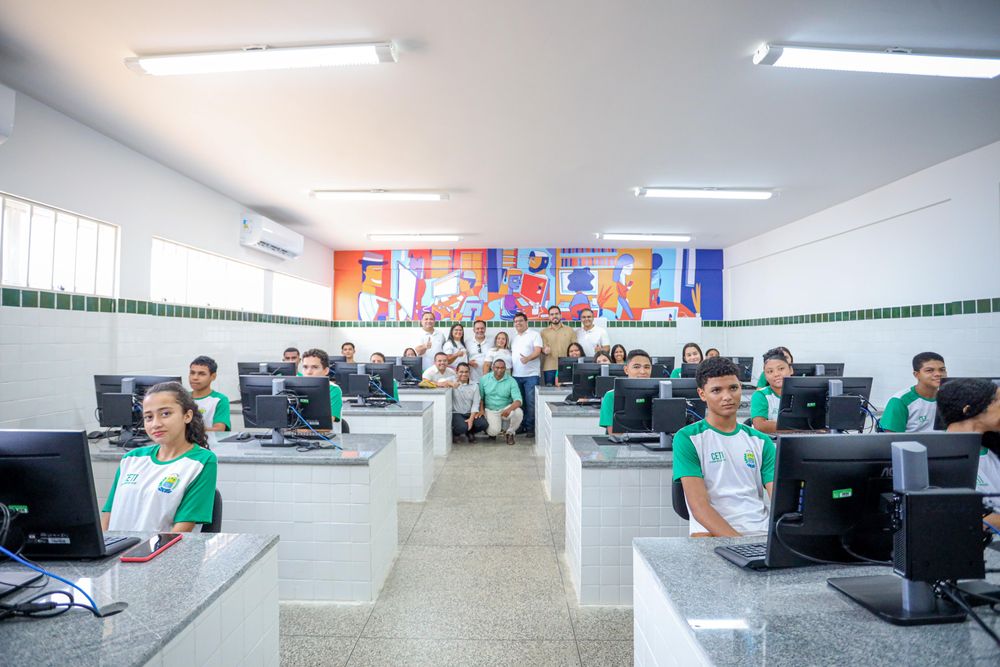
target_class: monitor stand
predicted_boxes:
[258,428,297,448]
[827,575,966,626]
[116,427,149,449]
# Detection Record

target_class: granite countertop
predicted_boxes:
[568,434,673,468]
[0,533,277,667]
[548,401,604,417]
[538,386,572,395]
[90,432,394,466]
[397,386,449,394]
[634,537,1000,666]
[342,400,432,416]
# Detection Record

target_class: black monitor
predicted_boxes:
[791,363,845,377]
[650,364,671,378]
[334,363,360,390]
[666,378,707,419]
[347,374,371,401]
[362,363,398,402]
[0,430,140,559]
[776,376,873,431]
[557,357,585,385]
[238,375,333,445]
[397,356,423,383]
[236,361,297,376]
[570,363,625,400]
[611,378,667,433]
[329,355,348,364]
[652,356,675,374]
[679,363,699,378]
[762,432,981,568]
[726,357,754,383]
[94,374,182,447]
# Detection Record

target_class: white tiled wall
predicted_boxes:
[565,448,685,606]
[544,415,605,503]
[633,548,711,667]
[0,306,335,429]
[534,387,571,458]
[398,389,452,457]
[343,409,434,501]
[145,546,280,667]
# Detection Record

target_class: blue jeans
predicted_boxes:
[542,370,557,386]
[514,375,539,433]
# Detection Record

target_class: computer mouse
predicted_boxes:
[236,432,252,441]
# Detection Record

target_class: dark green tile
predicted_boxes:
[873,309,882,320]
[922,304,932,317]
[977,299,991,313]
[85,296,98,312]
[20,290,37,307]
[993,298,1000,312]
[198,308,206,319]
[933,303,945,316]
[963,300,976,314]
[901,306,910,318]
[184,306,192,318]
[117,298,126,312]
[891,307,901,318]
[137,301,147,315]
[39,291,55,309]
[72,294,86,311]
[1,288,19,307]
[57,293,71,310]
[99,298,114,313]
[126,300,136,314]
[945,302,958,316]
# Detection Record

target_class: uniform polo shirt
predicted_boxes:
[879,386,936,433]
[750,386,781,422]
[193,390,231,430]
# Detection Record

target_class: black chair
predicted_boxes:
[203,490,223,533]
[672,479,689,521]
[340,418,350,434]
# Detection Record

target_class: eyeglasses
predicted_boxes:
[477,344,482,353]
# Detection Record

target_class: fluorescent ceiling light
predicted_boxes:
[312,190,449,202]
[596,233,691,243]
[368,234,462,242]
[753,43,1000,79]
[635,187,773,201]
[125,42,397,76]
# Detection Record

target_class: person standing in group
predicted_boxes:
[467,320,490,381]
[510,312,543,436]
[413,311,446,373]
[483,331,513,377]
[442,323,470,369]
[451,362,488,443]
[541,305,576,386]
[576,308,610,357]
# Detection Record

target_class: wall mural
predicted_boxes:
[333,248,723,321]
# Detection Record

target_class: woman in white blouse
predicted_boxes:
[442,323,469,369]
[482,331,513,377]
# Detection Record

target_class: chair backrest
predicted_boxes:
[203,489,223,533]
[672,478,689,521]
[340,418,350,434]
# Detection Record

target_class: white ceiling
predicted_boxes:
[1,0,999,250]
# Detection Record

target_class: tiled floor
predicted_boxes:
[279,436,634,666]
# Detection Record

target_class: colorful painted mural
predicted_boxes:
[333,248,723,321]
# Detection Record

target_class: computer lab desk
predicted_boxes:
[0,532,279,667]
[397,386,452,456]
[90,433,397,603]
[633,536,1000,667]
[541,401,608,502]
[535,385,572,458]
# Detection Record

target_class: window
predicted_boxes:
[151,238,267,313]
[273,272,332,320]
[0,193,119,296]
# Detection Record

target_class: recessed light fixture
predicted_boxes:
[635,187,773,201]
[595,233,691,243]
[368,234,462,242]
[125,41,397,76]
[753,43,1000,79]
[312,190,449,202]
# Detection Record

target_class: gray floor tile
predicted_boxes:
[545,501,566,549]
[397,502,424,544]
[428,466,544,499]
[446,439,540,468]
[554,553,633,640]
[433,456,447,480]
[279,635,355,667]
[409,496,553,546]
[347,639,581,666]
[280,601,374,638]
[577,640,633,667]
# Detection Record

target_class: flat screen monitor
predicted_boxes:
[791,363,845,377]
[236,362,297,376]
[726,357,754,383]
[570,363,625,400]
[363,363,397,400]
[557,357,584,385]
[334,363,360,391]
[94,375,182,428]
[665,378,706,418]
[611,378,666,433]
[762,432,981,568]
[651,356,675,374]
[238,375,332,430]
[397,356,423,383]
[776,377,873,431]
[680,363,699,378]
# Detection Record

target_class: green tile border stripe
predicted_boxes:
[0,286,995,330]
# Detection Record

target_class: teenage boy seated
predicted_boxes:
[674,357,775,537]
[341,342,356,363]
[750,348,793,434]
[301,348,343,422]
[283,347,302,375]
[422,352,458,387]
[879,352,947,433]
[189,355,231,432]
[369,352,400,401]
[599,349,653,434]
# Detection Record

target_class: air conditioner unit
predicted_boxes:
[0,84,15,146]
[239,213,304,259]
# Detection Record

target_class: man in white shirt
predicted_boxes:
[466,319,490,381]
[422,352,458,387]
[413,311,446,373]
[510,311,543,435]
[576,308,610,357]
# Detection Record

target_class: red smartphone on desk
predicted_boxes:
[120,533,182,562]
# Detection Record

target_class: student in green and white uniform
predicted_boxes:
[370,353,400,401]
[938,377,1000,531]
[756,346,793,387]
[879,352,946,433]
[283,346,302,375]
[750,348,793,434]
[673,357,775,536]
[599,349,654,433]
[101,382,218,533]
[188,355,231,432]
[670,342,703,378]
[301,348,343,422]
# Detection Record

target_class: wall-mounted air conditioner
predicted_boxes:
[239,213,304,259]
[0,84,15,146]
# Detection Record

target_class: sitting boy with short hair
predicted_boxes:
[189,355,231,432]
[674,357,775,537]
[880,351,947,433]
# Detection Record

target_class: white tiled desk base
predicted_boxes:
[544,407,605,502]
[92,442,398,603]
[398,388,452,457]
[633,549,711,667]
[534,386,571,458]
[342,409,434,501]
[144,546,280,667]
[565,443,686,606]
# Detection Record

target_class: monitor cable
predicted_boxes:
[287,404,341,452]
[936,581,1000,649]
[773,514,891,567]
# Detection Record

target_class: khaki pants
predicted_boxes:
[484,406,523,436]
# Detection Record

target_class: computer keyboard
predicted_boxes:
[573,398,602,406]
[103,535,140,557]
[609,433,662,444]
[715,542,768,570]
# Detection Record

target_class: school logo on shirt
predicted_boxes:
[916,415,927,423]
[744,450,758,470]
[157,474,181,494]
[710,451,726,463]
[122,473,140,486]
[978,475,987,487]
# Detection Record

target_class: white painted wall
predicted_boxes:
[0,91,333,299]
